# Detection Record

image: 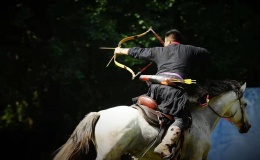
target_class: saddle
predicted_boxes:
[131,95,187,160]
[132,95,174,127]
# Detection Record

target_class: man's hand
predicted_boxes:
[114,47,129,55]
[114,47,123,54]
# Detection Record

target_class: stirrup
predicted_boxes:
[161,147,176,160]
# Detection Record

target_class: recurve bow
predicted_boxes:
[101,27,164,79]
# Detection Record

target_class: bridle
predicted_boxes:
[207,85,245,127]
[226,88,245,127]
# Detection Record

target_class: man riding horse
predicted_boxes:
[114,29,211,159]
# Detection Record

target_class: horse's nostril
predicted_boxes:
[239,123,252,133]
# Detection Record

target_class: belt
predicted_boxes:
[159,72,183,79]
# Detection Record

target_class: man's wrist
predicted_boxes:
[114,47,129,55]
[119,48,123,54]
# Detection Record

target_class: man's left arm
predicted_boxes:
[114,47,129,55]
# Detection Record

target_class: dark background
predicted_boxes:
[0,0,259,159]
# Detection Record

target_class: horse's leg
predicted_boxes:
[179,125,211,160]
[202,146,210,160]
[95,146,122,160]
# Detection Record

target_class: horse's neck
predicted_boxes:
[190,90,236,133]
[206,91,236,131]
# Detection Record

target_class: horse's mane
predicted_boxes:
[187,79,242,103]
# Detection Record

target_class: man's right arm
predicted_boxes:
[191,46,212,80]
[191,46,211,63]
[194,47,210,57]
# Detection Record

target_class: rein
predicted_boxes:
[207,104,237,119]
[200,94,236,118]
[224,98,244,127]
[207,85,245,126]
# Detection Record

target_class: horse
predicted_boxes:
[53,79,251,160]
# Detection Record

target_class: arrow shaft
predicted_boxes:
[99,47,116,50]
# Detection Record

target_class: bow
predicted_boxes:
[101,27,164,79]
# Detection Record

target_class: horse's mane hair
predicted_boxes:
[187,79,242,103]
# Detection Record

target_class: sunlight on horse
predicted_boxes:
[53,80,251,160]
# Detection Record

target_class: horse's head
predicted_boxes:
[226,82,251,133]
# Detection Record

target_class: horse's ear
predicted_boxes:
[240,82,247,93]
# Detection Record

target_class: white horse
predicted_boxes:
[53,80,251,160]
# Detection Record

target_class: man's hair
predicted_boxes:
[165,29,182,43]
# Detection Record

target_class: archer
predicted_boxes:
[113,28,211,159]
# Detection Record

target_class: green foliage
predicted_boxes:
[0,0,259,159]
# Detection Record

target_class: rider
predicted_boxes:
[114,29,211,158]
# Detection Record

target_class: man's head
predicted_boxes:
[164,29,182,46]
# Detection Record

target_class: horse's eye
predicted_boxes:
[244,102,247,108]
[241,100,247,108]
